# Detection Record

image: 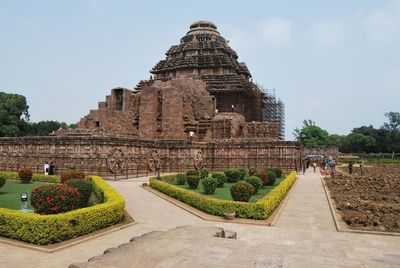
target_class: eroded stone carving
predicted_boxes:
[107,148,126,173]
[193,150,204,170]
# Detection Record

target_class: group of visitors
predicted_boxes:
[44,161,55,175]
[302,157,336,175]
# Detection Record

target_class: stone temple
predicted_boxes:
[76,21,281,141]
[0,21,300,176]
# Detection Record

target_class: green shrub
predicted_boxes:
[18,168,33,184]
[187,175,200,189]
[237,167,248,180]
[257,171,297,215]
[199,168,209,180]
[273,168,283,178]
[150,171,297,220]
[175,174,187,185]
[66,179,93,207]
[224,168,241,183]
[245,176,263,194]
[186,170,199,177]
[61,170,85,183]
[248,168,258,176]
[211,172,227,187]
[150,178,266,219]
[254,172,268,186]
[202,177,218,195]
[0,174,6,188]
[31,184,81,214]
[230,182,254,202]
[0,176,125,245]
[266,171,277,186]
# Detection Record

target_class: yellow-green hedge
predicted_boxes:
[0,171,61,183]
[150,171,297,220]
[0,176,125,245]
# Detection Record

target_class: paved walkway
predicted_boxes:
[1,169,399,267]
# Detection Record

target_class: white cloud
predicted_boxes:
[311,0,400,49]
[311,18,349,49]
[361,0,400,47]
[259,18,293,46]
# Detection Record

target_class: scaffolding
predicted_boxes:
[261,88,285,140]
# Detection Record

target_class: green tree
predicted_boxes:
[382,112,400,132]
[340,133,376,153]
[294,120,329,146]
[27,120,70,136]
[0,92,30,137]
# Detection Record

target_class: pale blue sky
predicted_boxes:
[1,0,399,140]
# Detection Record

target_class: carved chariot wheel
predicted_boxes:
[107,148,126,174]
[147,150,160,172]
[193,150,204,170]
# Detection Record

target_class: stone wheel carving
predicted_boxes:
[147,150,160,172]
[107,148,126,174]
[193,150,204,170]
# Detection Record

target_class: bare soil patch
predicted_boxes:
[323,165,400,232]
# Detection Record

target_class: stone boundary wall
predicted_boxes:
[0,137,301,177]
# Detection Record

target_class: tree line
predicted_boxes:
[294,113,400,154]
[0,92,76,137]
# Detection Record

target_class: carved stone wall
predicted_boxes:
[0,137,301,176]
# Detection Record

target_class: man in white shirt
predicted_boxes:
[44,162,49,175]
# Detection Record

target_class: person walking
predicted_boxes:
[348,161,353,174]
[312,161,316,173]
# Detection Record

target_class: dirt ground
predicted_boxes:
[323,165,400,232]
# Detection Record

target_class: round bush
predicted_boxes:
[248,168,258,176]
[254,172,268,186]
[61,170,86,183]
[199,168,209,180]
[18,168,33,184]
[211,172,227,187]
[274,168,283,178]
[202,176,218,195]
[66,179,93,207]
[0,174,6,188]
[230,182,254,202]
[186,170,199,177]
[175,174,187,185]
[31,184,80,214]
[224,168,241,183]
[245,176,263,194]
[266,171,277,186]
[187,175,200,189]
[236,168,248,180]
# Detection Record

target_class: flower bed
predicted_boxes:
[0,176,125,245]
[150,171,297,220]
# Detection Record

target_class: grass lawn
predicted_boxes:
[174,177,285,202]
[0,180,46,210]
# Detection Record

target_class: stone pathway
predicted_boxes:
[1,169,399,267]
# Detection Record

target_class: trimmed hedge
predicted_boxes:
[150,171,297,220]
[0,172,61,183]
[0,176,125,245]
